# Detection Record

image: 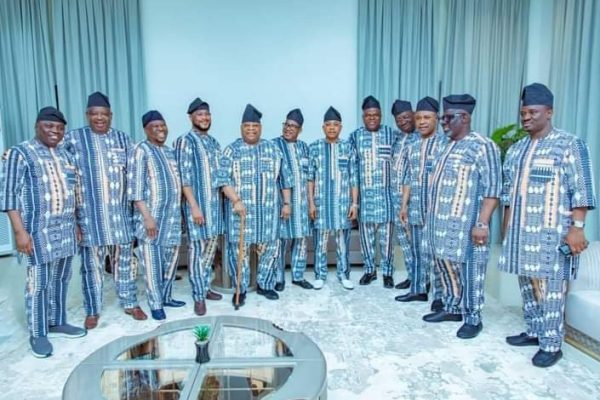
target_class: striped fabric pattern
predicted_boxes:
[128,140,182,246]
[174,131,223,240]
[216,139,293,244]
[1,139,77,265]
[272,136,310,238]
[307,138,357,230]
[499,129,597,280]
[427,132,501,263]
[349,125,398,223]
[64,127,133,246]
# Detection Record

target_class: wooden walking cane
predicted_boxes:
[234,213,246,310]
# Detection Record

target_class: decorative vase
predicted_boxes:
[195,340,210,363]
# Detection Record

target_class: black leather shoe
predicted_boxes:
[395,279,411,290]
[430,299,444,312]
[422,311,463,323]
[257,286,279,300]
[532,349,563,368]
[457,322,483,339]
[164,299,186,308]
[275,281,285,292]
[231,292,246,307]
[359,272,377,285]
[292,279,314,289]
[506,332,539,347]
[383,275,394,288]
[395,293,428,302]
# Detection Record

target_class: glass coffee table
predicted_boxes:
[63,316,327,399]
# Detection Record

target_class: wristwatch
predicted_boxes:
[283,202,290,206]
[572,220,585,229]
[475,221,489,229]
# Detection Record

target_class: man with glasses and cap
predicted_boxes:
[174,98,224,316]
[424,94,501,339]
[2,107,86,358]
[215,104,293,306]
[350,95,398,288]
[129,111,182,321]
[308,107,359,290]
[273,108,313,292]
[398,97,448,306]
[390,100,419,291]
[500,83,596,367]
[65,92,146,329]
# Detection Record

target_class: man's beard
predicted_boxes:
[193,122,211,132]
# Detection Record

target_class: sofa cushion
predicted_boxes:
[566,290,600,340]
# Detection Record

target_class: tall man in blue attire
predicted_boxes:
[215,104,293,307]
[350,96,398,288]
[65,92,147,330]
[2,107,86,358]
[273,108,313,291]
[175,97,224,317]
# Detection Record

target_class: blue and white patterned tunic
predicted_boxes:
[174,131,223,240]
[391,131,419,216]
[1,139,77,265]
[404,133,448,226]
[498,129,596,280]
[427,132,501,262]
[307,138,357,230]
[128,141,182,246]
[64,127,132,246]
[272,136,310,239]
[215,138,293,244]
[349,125,397,223]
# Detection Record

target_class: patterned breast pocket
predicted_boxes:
[378,145,392,161]
[63,165,78,188]
[338,157,349,172]
[110,148,127,166]
[529,163,557,183]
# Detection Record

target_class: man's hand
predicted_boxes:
[309,203,317,221]
[471,226,489,246]
[564,227,589,256]
[233,200,246,217]
[400,206,408,225]
[191,205,205,225]
[15,230,33,255]
[281,204,291,219]
[76,225,83,243]
[348,204,358,220]
[144,216,158,240]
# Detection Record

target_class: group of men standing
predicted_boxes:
[2,83,595,368]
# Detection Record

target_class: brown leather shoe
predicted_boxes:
[84,315,99,330]
[124,306,148,321]
[194,301,207,316]
[206,290,222,301]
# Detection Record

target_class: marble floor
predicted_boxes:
[0,256,599,400]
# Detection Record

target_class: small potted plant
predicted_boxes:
[193,324,211,363]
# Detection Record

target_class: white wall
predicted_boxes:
[141,0,358,145]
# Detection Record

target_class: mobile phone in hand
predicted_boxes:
[559,243,572,256]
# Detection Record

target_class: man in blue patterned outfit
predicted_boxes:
[129,111,182,321]
[2,107,86,358]
[500,83,596,367]
[174,97,223,316]
[65,92,146,330]
[215,104,293,307]
[390,100,419,291]
[350,96,397,288]
[308,107,359,290]
[424,94,501,339]
[398,97,448,305]
[273,108,313,292]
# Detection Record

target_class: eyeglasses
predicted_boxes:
[283,122,301,130]
[441,113,466,123]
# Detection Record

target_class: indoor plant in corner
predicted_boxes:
[193,324,211,363]
[490,123,527,160]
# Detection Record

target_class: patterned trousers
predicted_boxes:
[359,222,394,276]
[80,244,138,316]
[187,237,219,302]
[436,246,489,325]
[313,229,350,281]
[395,222,414,281]
[519,276,568,352]
[227,241,280,292]
[276,238,308,283]
[137,243,180,310]
[26,257,73,338]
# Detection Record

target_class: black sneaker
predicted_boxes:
[30,336,53,358]
[164,299,186,308]
[506,332,539,347]
[359,272,377,285]
[430,299,444,312]
[274,281,285,292]
[383,275,394,288]
[395,279,410,290]
[422,311,463,323]
[292,279,314,289]
[232,292,246,307]
[532,349,563,368]
[257,286,280,300]
[456,322,483,339]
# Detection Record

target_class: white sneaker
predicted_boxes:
[341,279,354,290]
[313,279,325,290]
